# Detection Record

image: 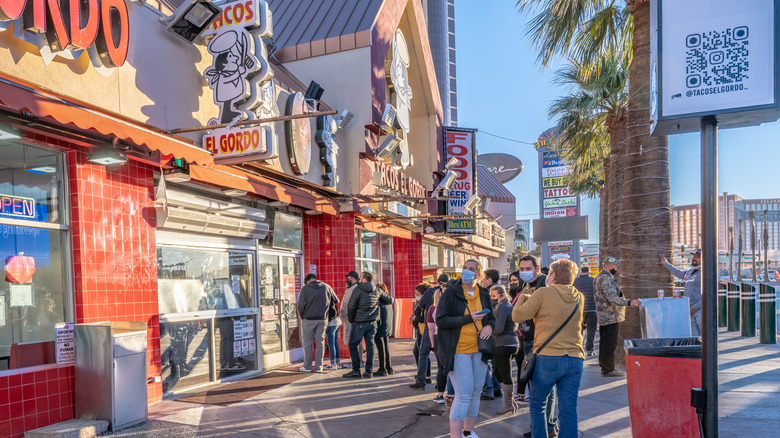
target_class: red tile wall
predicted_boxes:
[392,235,423,299]
[1,136,161,438]
[303,213,356,358]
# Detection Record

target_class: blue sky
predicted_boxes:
[455,1,779,244]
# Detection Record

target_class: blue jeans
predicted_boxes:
[530,355,583,438]
[449,352,488,422]
[482,363,502,396]
[415,326,432,385]
[326,324,341,365]
[348,322,376,373]
[525,342,558,431]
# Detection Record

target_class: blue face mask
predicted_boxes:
[460,269,476,283]
[518,271,535,282]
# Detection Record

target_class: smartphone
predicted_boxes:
[474,308,490,315]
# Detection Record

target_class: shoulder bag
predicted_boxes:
[518,297,580,383]
[465,300,496,357]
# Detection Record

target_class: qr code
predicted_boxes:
[685,26,749,88]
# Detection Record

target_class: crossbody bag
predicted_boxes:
[518,297,580,383]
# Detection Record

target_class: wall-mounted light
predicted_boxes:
[463,194,481,213]
[88,149,127,166]
[375,135,402,160]
[222,188,247,197]
[359,206,374,216]
[163,0,222,44]
[304,209,323,215]
[268,201,289,207]
[380,104,397,132]
[0,122,21,140]
[336,110,354,129]
[443,157,459,171]
[434,170,457,195]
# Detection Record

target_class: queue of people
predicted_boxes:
[295,254,640,438]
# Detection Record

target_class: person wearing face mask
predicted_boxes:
[508,271,529,403]
[513,256,557,438]
[659,249,702,336]
[594,257,642,378]
[436,260,495,438]
[479,269,502,401]
[341,271,361,363]
[572,267,597,356]
[489,284,518,415]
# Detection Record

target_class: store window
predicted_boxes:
[355,230,394,294]
[0,141,70,372]
[423,243,440,267]
[157,247,257,392]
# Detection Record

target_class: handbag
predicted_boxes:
[518,298,581,383]
[465,303,496,357]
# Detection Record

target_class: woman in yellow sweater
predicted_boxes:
[436,260,495,438]
[512,259,584,438]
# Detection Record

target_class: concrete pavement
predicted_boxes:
[105,328,779,437]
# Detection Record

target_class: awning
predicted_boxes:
[188,165,339,215]
[476,165,516,204]
[0,75,214,167]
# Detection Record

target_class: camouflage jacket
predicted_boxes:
[594,270,631,326]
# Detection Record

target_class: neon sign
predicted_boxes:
[0,194,36,219]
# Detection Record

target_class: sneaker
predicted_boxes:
[425,378,432,384]
[480,393,495,400]
[299,366,311,373]
[433,394,445,404]
[342,370,362,378]
[313,367,324,373]
[409,382,426,390]
[374,369,387,376]
[586,350,595,356]
[603,370,626,377]
[461,431,480,438]
[386,367,395,375]
[324,364,338,370]
[363,371,373,378]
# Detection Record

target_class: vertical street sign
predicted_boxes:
[651,2,780,436]
[444,127,478,234]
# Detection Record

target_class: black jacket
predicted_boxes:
[493,298,517,347]
[348,282,391,323]
[517,274,546,343]
[297,280,338,320]
[376,292,395,337]
[435,279,495,377]
[572,274,596,312]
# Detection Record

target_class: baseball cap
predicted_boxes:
[345,270,360,279]
[602,256,622,266]
[690,249,701,255]
[437,274,450,283]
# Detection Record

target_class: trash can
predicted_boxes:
[75,321,148,431]
[625,338,701,438]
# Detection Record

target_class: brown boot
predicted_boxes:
[495,383,517,415]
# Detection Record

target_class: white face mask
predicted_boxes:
[415,295,422,301]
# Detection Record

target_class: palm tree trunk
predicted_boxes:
[607,115,627,263]
[600,154,610,264]
[618,0,673,364]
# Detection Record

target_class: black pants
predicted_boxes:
[582,312,598,352]
[434,334,447,392]
[515,341,527,394]
[412,326,431,378]
[599,322,620,374]
[349,322,376,373]
[375,334,391,371]
[494,345,518,385]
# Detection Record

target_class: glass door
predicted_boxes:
[258,252,302,368]
[281,256,302,350]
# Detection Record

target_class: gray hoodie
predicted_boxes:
[298,280,338,320]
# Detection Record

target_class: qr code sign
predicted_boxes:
[685,26,749,88]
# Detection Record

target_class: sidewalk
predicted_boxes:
[105,328,779,437]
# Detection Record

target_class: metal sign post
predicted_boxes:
[700,116,718,436]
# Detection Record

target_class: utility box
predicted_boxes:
[75,321,148,431]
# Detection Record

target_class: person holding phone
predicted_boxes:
[436,259,495,438]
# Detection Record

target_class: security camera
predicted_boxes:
[380,104,397,131]
[336,110,354,129]
[463,194,481,213]
[444,157,459,171]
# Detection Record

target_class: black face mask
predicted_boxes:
[491,299,499,308]
[609,268,618,276]
[509,283,520,293]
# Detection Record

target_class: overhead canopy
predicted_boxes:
[476,165,516,204]
[0,75,214,168]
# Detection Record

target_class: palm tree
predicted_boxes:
[547,54,630,264]
[518,0,673,359]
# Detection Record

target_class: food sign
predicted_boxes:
[444,127,477,234]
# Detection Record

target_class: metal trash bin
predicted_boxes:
[75,321,148,431]
[625,337,701,438]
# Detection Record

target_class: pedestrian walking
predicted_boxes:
[594,257,641,378]
[489,284,519,415]
[514,255,557,437]
[659,250,702,335]
[411,282,433,389]
[480,269,502,401]
[341,271,361,363]
[512,259,584,438]
[572,267,597,356]
[436,259,495,438]
[297,274,338,373]
[374,282,395,376]
[343,271,391,378]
